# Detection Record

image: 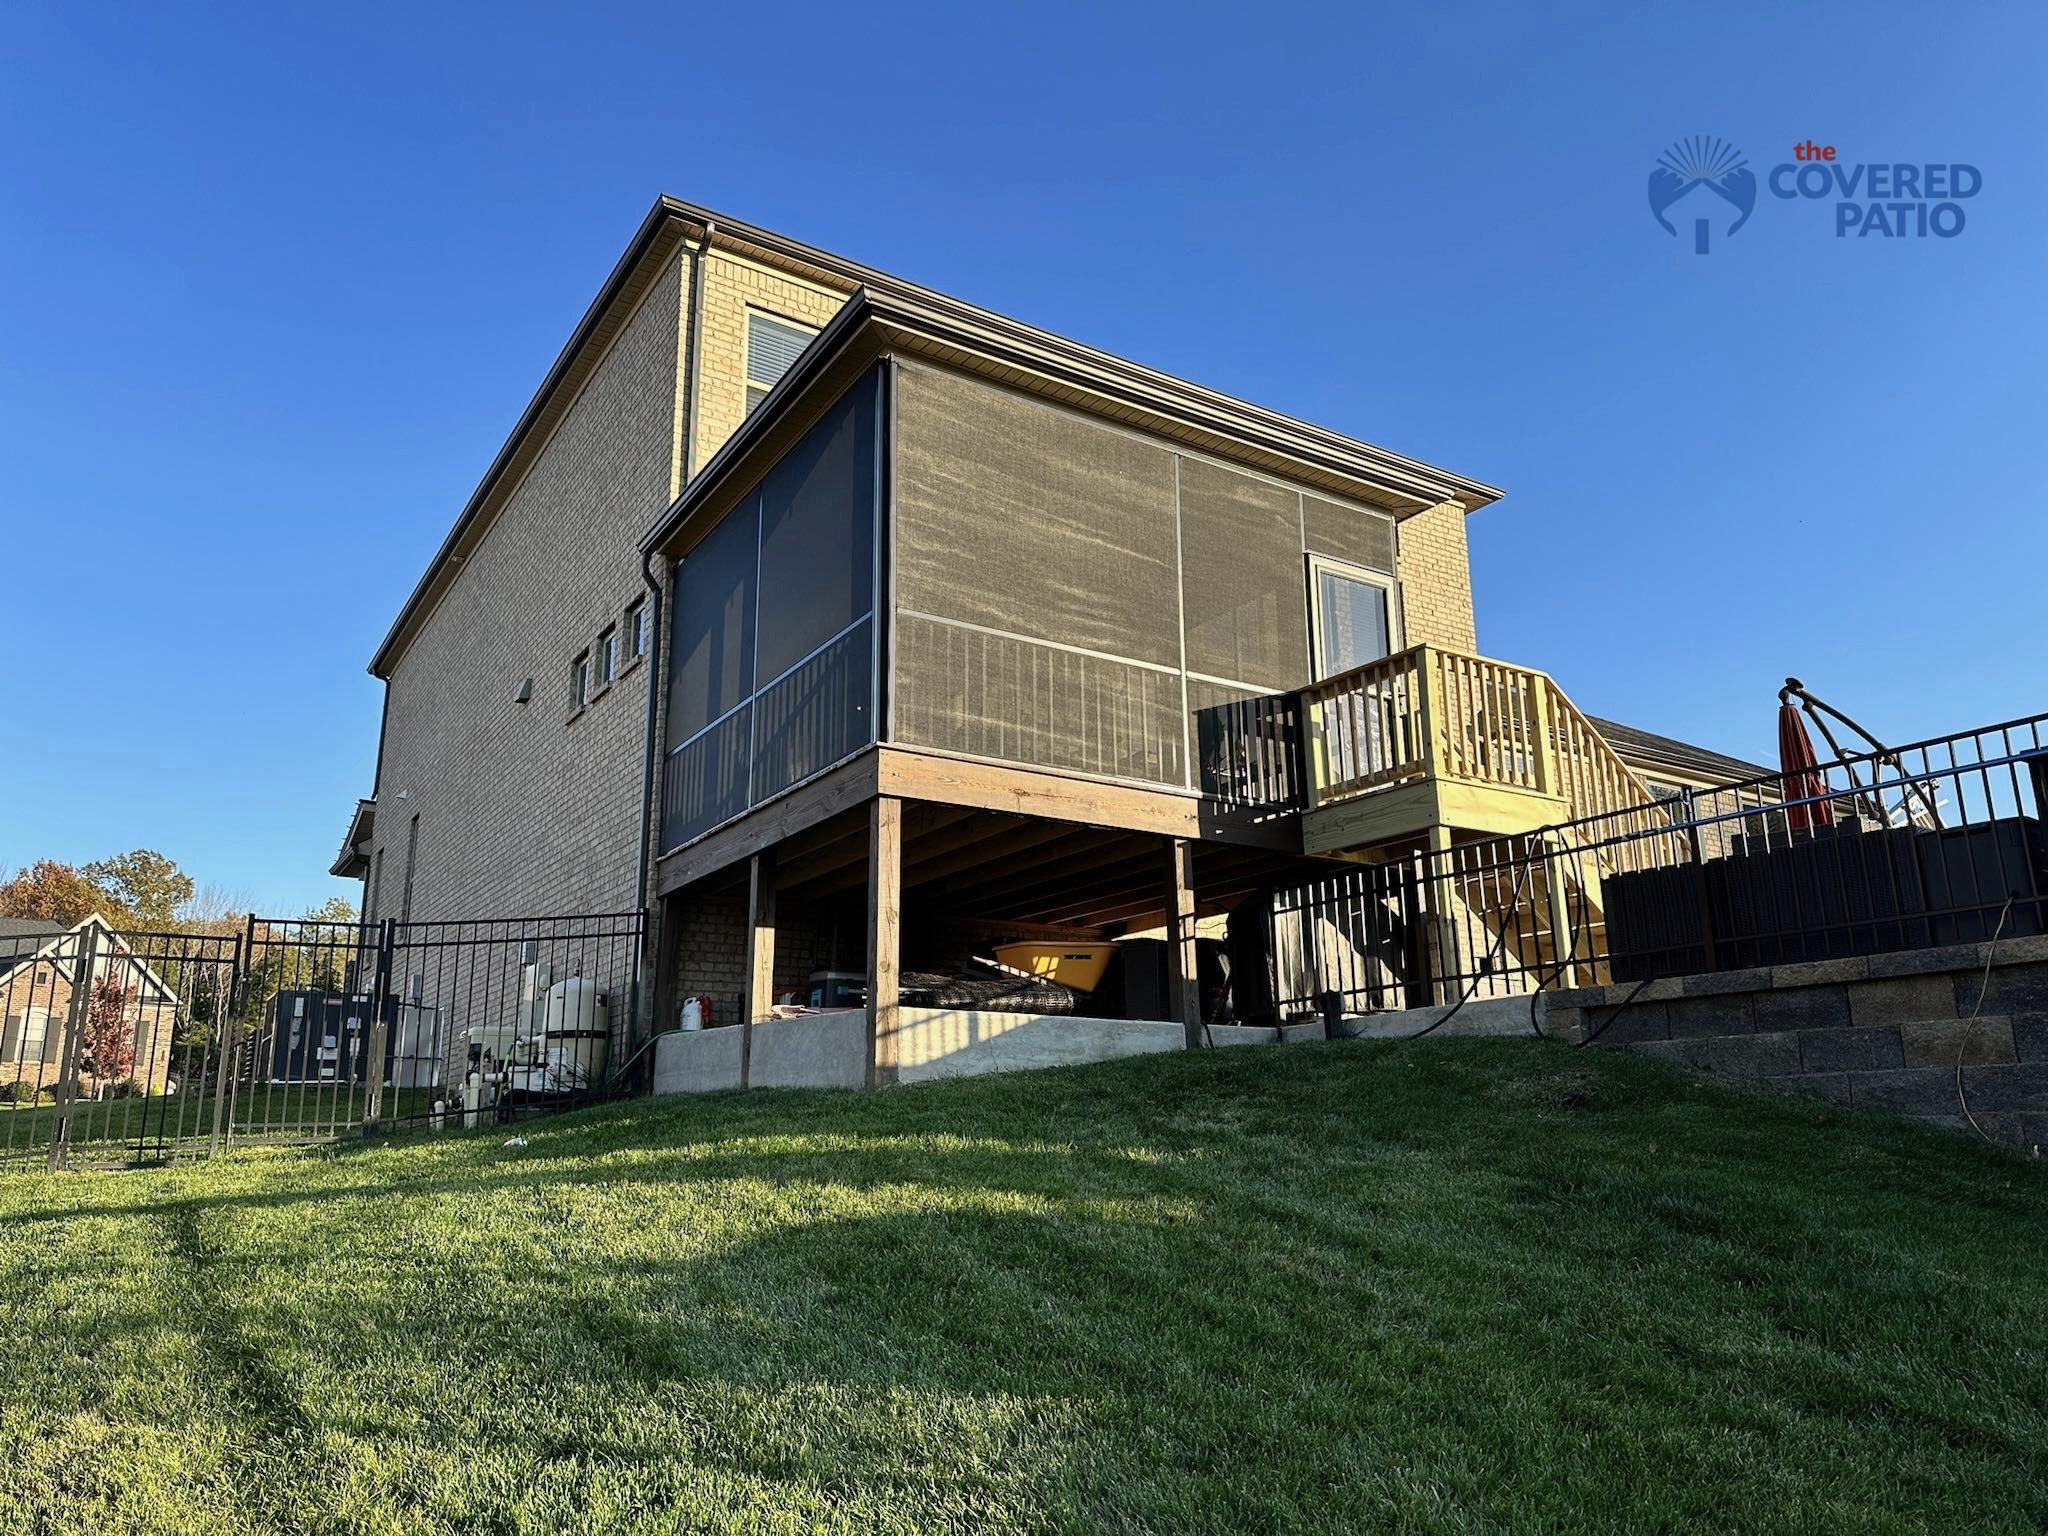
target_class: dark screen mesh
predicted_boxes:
[757,371,876,681]
[753,616,874,801]
[893,613,1185,786]
[893,363,1181,667]
[668,501,760,741]
[1177,456,1309,691]
[1303,493,1395,574]
[661,705,752,849]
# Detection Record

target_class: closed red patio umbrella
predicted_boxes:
[1778,698,1836,833]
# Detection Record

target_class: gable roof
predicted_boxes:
[0,915,182,1005]
[374,196,1504,677]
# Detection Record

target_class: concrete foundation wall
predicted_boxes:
[650,1010,1309,1096]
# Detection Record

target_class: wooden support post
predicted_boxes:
[865,797,902,1088]
[1166,838,1201,1049]
[742,850,777,1089]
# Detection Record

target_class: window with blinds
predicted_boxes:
[745,311,816,414]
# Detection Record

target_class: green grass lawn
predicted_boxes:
[0,1039,2043,1534]
[1,1085,446,1169]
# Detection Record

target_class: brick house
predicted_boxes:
[1,916,182,1097]
[337,198,1755,1078]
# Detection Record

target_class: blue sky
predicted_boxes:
[2,2,2042,914]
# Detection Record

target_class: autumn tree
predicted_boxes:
[77,977,138,1085]
[83,850,194,929]
[0,861,127,926]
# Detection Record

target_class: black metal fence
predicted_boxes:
[2,909,645,1171]
[1271,712,2048,1020]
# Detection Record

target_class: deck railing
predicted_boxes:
[1270,710,2048,1015]
[1300,643,1659,828]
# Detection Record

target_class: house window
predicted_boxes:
[1307,554,1398,680]
[745,311,815,414]
[4,1008,54,1064]
[571,650,590,711]
[597,626,618,689]
[626,599,648,661]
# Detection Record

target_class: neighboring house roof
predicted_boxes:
[0,915,182,1005]
[1589,716,1774,788]
[372,196,1505,678]
[0,918,65,941]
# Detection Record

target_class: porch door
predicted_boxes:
[1309,555,1396,680]
[1308,556,1400,776]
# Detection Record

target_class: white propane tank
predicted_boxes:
[544,977,610,1089]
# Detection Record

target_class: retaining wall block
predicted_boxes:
[1770,957,1870,987]
[1849,1067,1964,1117]
[1584,1001,1669,1046]
[1957,1061,2048,1113]
[2012,1013,2048,1062]
[1667,992,1754,1039]
[1707,1031,1802,1078]
[1630,1037,1713,1069]
[1680,968,1773,997]
[1847,974,1958,1026]
[1867,943,1986,979]
[1752,986,1851,1034]
[1797,1025,1905,1075]
[1900,1017,2017,1069]
[1965,961,2048,1019]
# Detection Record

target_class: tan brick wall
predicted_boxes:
[689,252,852,472]
[1,958,178,1095]
[1396,500,1477,654]
[371,252,688,922]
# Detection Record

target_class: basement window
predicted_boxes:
[745,311,816,414]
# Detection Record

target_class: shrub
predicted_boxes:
[102,1077,144,1101]
[0,1080,38,1105]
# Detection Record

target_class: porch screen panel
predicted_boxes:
[753,615,874,801]
[1303,494,1395,574]
[894,614,1185,786]
[757,371,877,681]
[661,366,882,851]
[1177,456,1310,692]
[661,705,752,851]
[667,499,760,744]
[893,363,1181,666]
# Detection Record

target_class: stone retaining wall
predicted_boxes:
[1543,938,2048,1145]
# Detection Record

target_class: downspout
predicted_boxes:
[633,220,712,918]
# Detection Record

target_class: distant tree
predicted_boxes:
[77,977,137,1084]
[83,850,194,929]
[0,861,127,927]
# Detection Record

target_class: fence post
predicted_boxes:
[48,923,100,1172]
[362,919,395,1126]
[207,928,247,1160]
[1682,791,1720,973]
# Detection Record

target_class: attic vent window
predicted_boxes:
[745,312,815,414]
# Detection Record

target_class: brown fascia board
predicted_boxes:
[644,285,1494,557]
[376,194,1505,675]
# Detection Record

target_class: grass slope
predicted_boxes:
[0,1040,2043,1535]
